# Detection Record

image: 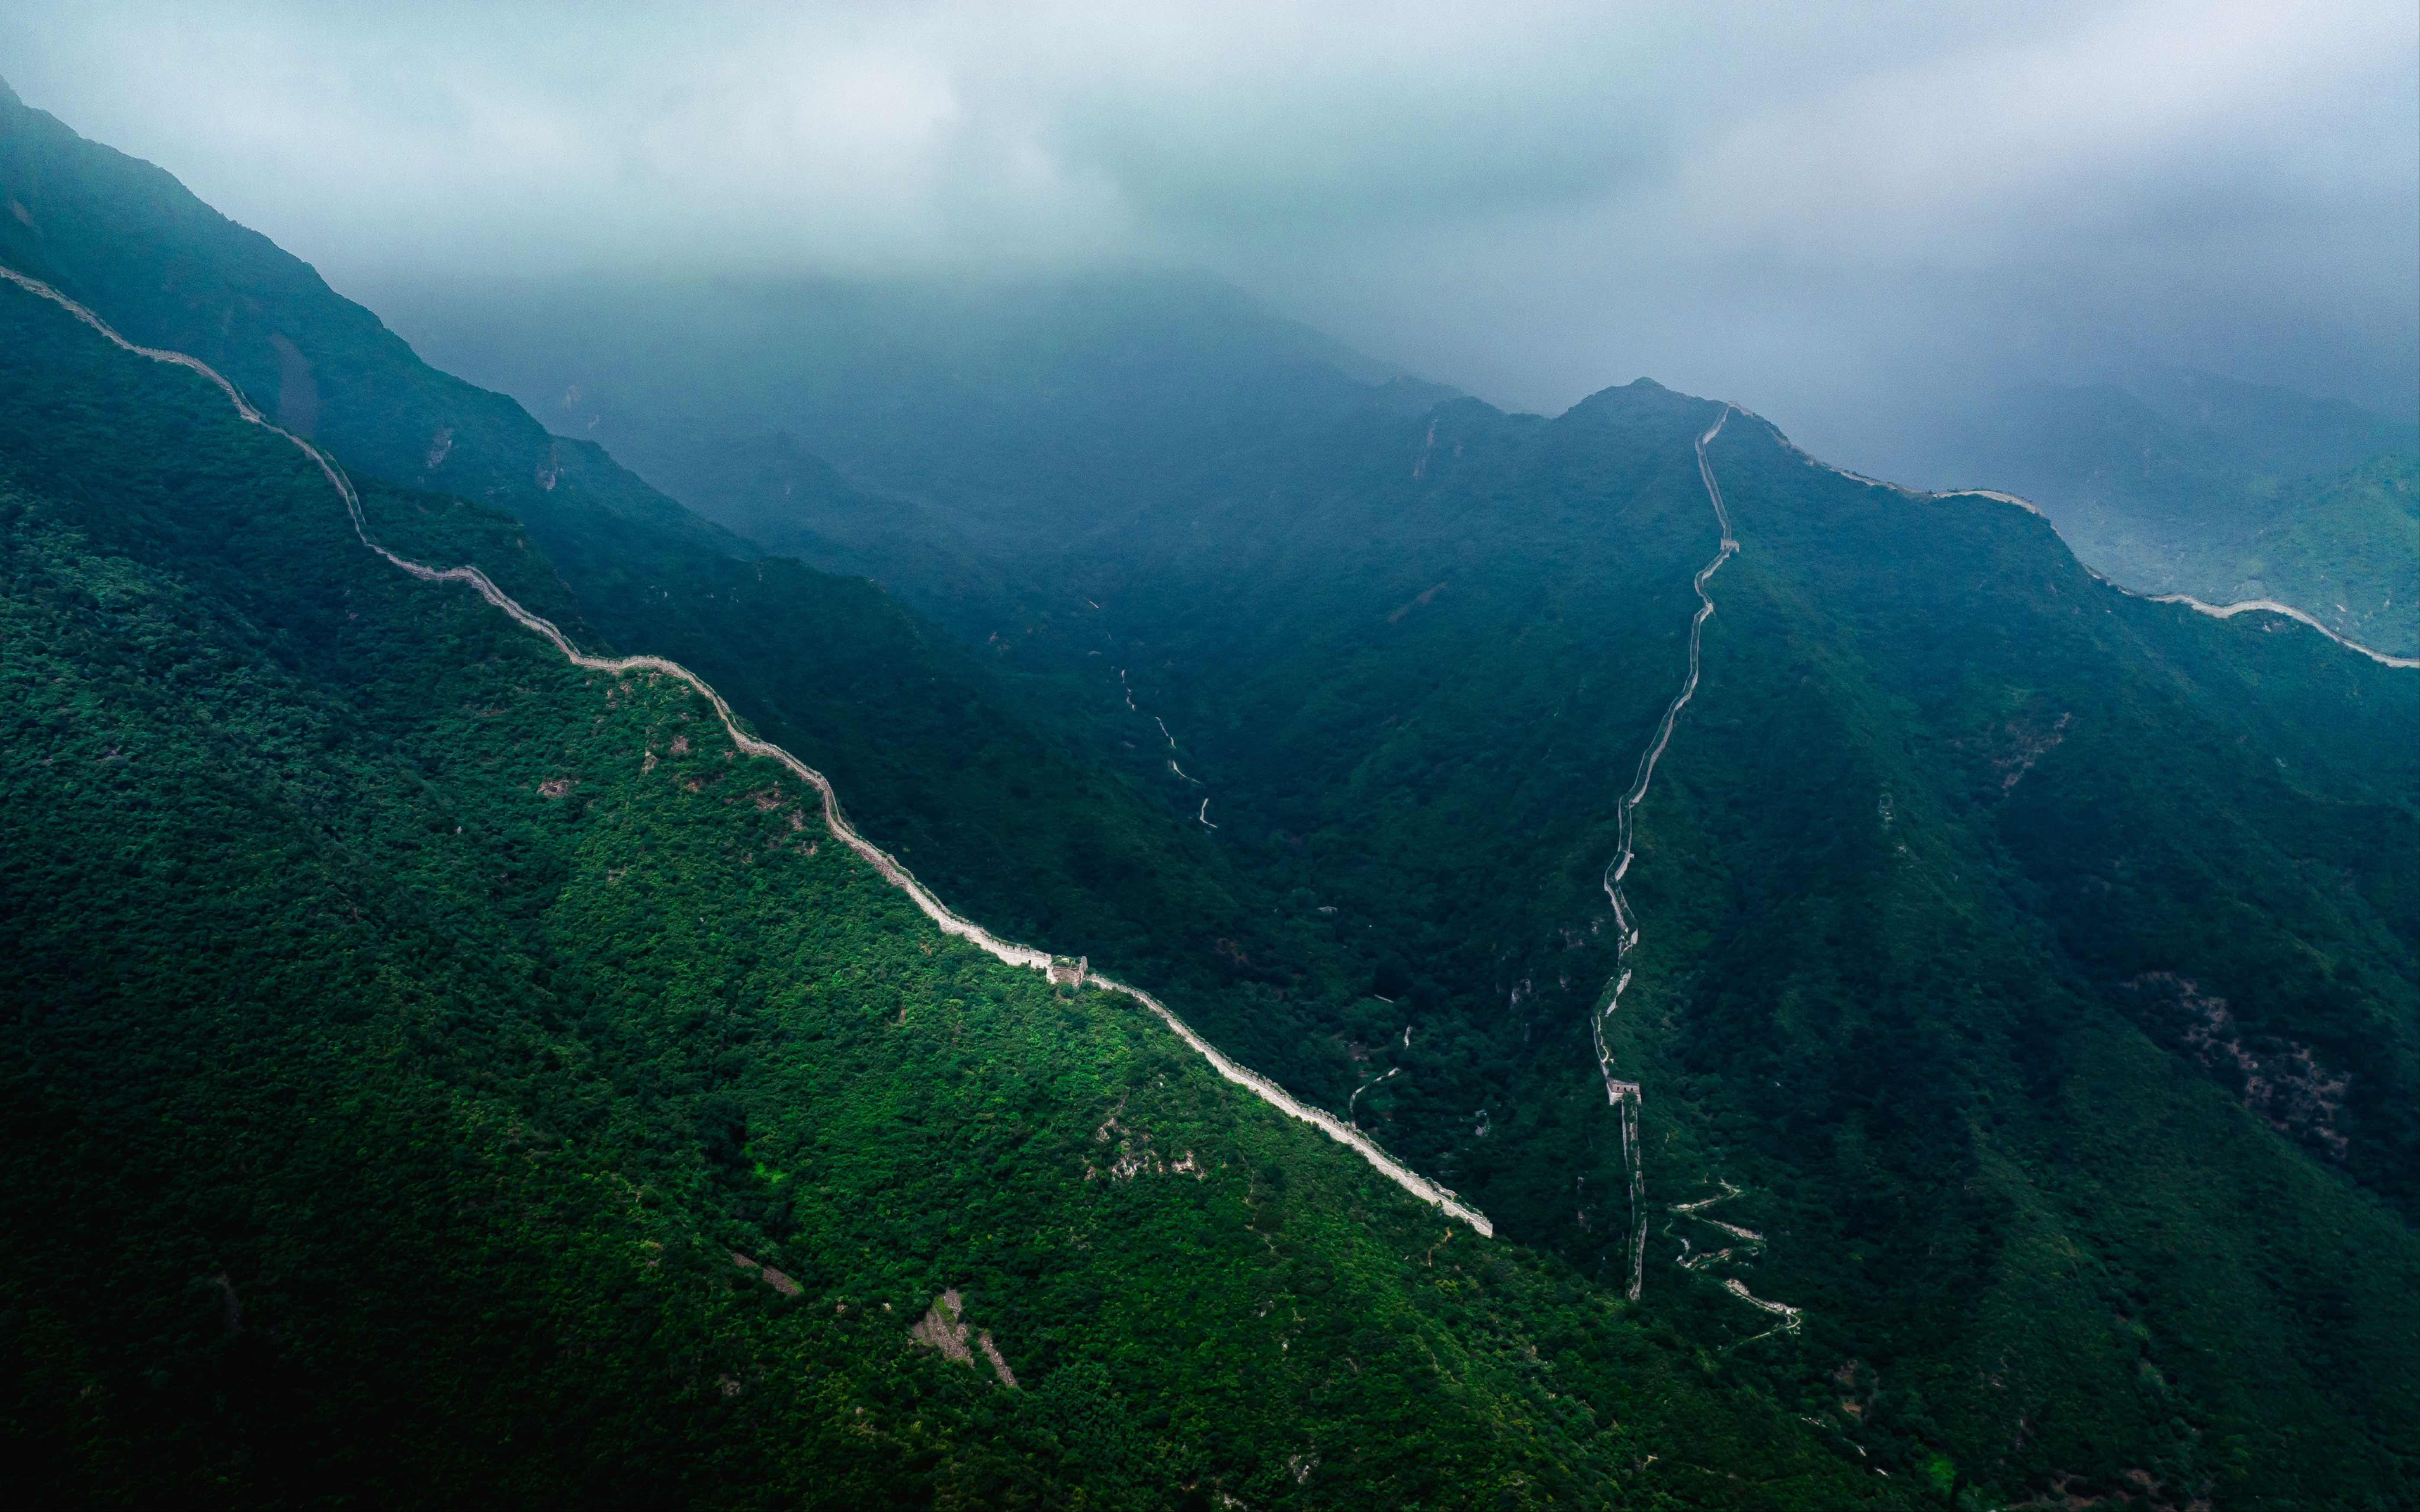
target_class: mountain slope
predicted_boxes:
[358,269,1456,629]
[346,247,2420,1503]
[0,228,1895,1509]
[0,79,1330,1075]
[2224,452,2419,653]
[1640,413,2419,1503]
[5,76,2413,1510]
[788,378,2417,1507]
[1926,377,2419,655]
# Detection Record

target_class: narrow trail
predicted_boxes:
[3,264,1492,1239]
[1591,404,1739,1302]
[1576,408,1804,1327]
[1347,1067,1400,1128]
[1348,1024,1412,1130]
[1665,1181,1800,1341]
[1116,674,1215,826]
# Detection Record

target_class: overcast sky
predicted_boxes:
[6,0,2414,469]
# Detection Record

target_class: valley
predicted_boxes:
[2,242,1890,1508]
[3,70,2416,1511]
[0,261,1498,1239]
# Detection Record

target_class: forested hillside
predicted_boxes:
[495,329,2420,1500]
[3,77,2415,1512]
[0,223,1899,1509]
[920,383,2420,1509]
[1917,376,2419,656]
[0,78,1278,1008]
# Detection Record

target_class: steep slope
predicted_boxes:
[0,79,1316,1062]
[1923,377,2419,655]
[356,245,2420,1500]
[1635,413,2420,1505]
[358,268,1455,630]
[856,381,2416,1508]
[0,88,1573,1227]
[0,231,1893,1509]
[8,75,2411,1509]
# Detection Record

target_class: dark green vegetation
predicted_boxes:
[0,79,1301,1056]
[0,237,1897,1507]
[5,80,2417,1510]
[1918,374,2419,656]
[400,273,2420,1505]
[979,388,2420,1510]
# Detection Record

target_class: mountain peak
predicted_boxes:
[1557,376,1709,425]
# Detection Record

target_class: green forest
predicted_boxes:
[1919,376,2420,657]
[3,79,2416,1510]
[965,385,2420,1507]
[0,272,1909,1507]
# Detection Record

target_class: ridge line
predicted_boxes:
[1589,404,1801,1327]
[1740,414,2417,671]
[1592,402,1739,1302]
[1770,454,2418,670]
[0,263,1494,1238]
[1929,490,2419,668]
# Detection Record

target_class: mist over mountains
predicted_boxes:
[9,0,2415,465]
[371,268,2420,658]
[2,17,2417,1510]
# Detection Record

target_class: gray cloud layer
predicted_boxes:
[6,0,2413,471]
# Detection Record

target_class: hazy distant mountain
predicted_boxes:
[955,379,2420,1504]
[370,270,1454,628]
[0,79,1279,1006]
[393,263,2420,1499]
[6,81,2418,1510]
[2132,369,2418,478]
[1926,374,2419,655]
[1,83,1880,1508]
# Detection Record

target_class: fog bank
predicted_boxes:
[7,0,2412,473]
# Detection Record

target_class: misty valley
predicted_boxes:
[3,51,2417,1512]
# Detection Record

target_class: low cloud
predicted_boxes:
[7,0,2412,465]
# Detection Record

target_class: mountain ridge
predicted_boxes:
[0,81,1339,1073]
[1,215,1905,1508]
[3,80,2415,1509]
[1905,376,2420,656]
[0,257,1502,1240]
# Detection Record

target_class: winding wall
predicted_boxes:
[1591,403,1739,1301]
[0,263,1495,1239]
